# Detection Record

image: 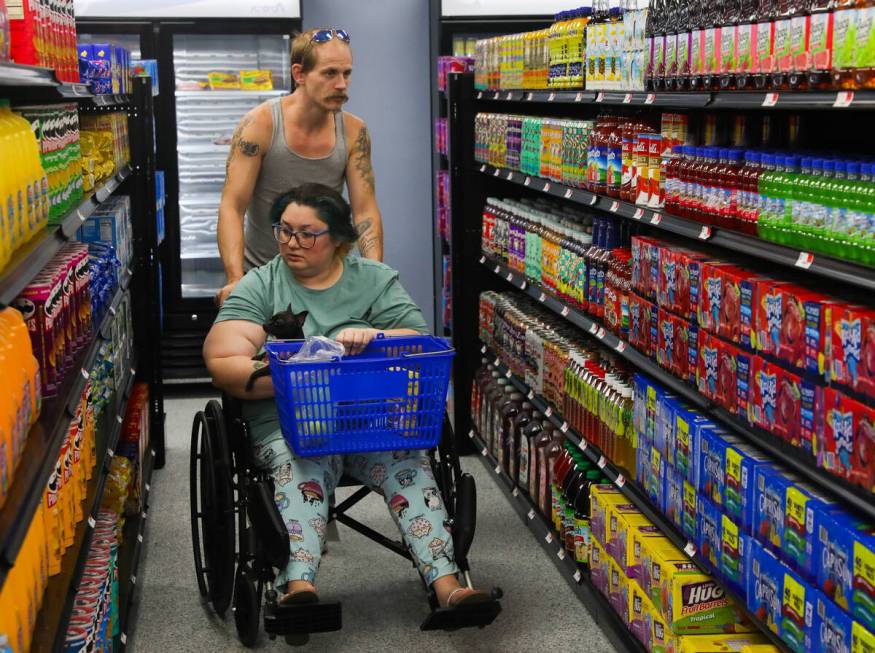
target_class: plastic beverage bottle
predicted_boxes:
[519,411,543,494]
[806,0,836,88]
[541,425,562,518]
[756,153,777,236]
[499,392,525,473]
[831,0,859,88]
[720,0,742,90]
[606,117,622,198]
[854,0,875,88]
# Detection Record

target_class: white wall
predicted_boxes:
[303,0,435,331]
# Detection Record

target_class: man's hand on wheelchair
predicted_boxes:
[334,328,379,356]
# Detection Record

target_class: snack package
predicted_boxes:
[657,246,708,324]
[699,332,746,415]
[632,236,661,301]
[665,466,685,532]
[208,71,240,89]
[608,553,631,625]
[239,69,273,90]
[813,508,875,632]
[630,292,657,358]
[749,356,808,447]
[606,502,653,564]
[755,281,841,376]
[820,388,875,492]
[590,484,625,547]
[698,263,763,348]
[629,582,656,650]
[658,308,694,380]
[829,304,875,402]
[591,537,612,596]
[698,493,725,573]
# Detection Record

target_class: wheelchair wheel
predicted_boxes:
[234,568,261,647]
[189,403,236,616]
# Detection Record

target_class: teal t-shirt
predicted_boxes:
[215,255,429,443]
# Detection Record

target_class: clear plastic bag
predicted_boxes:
[291,336,346,362]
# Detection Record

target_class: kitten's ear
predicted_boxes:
[294,310,309,326]
[287,303,294,313]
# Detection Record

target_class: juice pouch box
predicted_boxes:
[642,538,695,611]
[619,521,663,581]
[649,447,667,509]
[814,509,875,632]
[629,581,656,650]
[741,647,782,653]
[591,484,625,547]
[750,356,807,447]
[607,502,651,563]
[630,293,657,358]
[820,389,875,493]
[666,467,685,532]
[755,282,840,376]
[632,236,660,301]
[721,524,753,597]
[673,407,711,487]
[811,589,873,653]
[678,634,770,652]
[698,493,725,573]
[86,44,114,95]
[683,476,699,541]
[829,304,875,403]
[747,540,816,652]
[725,440,775,536]
[633,527,671,582]
[608,552,631,625]
[675,248,708,324]
[657,308,693,380]
[592,538,612,596]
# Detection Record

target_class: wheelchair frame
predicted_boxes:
[190,395,501,646]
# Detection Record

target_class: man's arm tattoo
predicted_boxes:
[353,125,376,193]
[225,114,256,175]
[357,217,379,257]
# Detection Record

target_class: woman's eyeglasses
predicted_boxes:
[272,223,330,248]
[310,29,350,44]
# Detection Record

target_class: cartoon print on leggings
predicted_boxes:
[276,462,293,486]
[309,516,327,541]
[428,537,452,563]
[407,515,433,539]
[275,492,290,511]
[389,494,410,520]
[395,468,417,487]
[254,444,276,465]
[370,463,388,486]
[298,480,324,505]
[423,486,442,511]
[287,519,304,542]
[300,568,317,584]
[291,548,316,565]
[420,458,435,480]
[421,563,439,585]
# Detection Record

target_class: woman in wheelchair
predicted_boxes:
[203,182,489,612]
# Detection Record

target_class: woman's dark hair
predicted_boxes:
[269,183,359,244]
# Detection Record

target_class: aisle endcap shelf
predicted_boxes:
[482,255,875,524]
[477,163,875,295]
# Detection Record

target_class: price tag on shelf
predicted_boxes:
[493,168,501,177]
[595,92,604,103]
[614,341,626,353]
[87,516,96,528]
[762,92,779,107]
[539,293,546,303]
[543,182,551,192]
[520,281,528,290]
[145,483,150,492]
[507,171,514,180]
[493,91,500,100]
[479,255,486,264]
[596,327,606,339]
[81,368,89,380]
[142,511,148,520]
[78,210,86,222]
[564,188,574,199]
[495,464,502,474]
[578,439,588,451]
[526,92,534,101]
[527,390,535,400]
[121,633,127,645]
[505,369,512,379]
[481,447,488,457]
[623,93,633,104]
[560,421,569,433]
[524,177,531,186]
[590,195,598,206]
[645,93,656,105]
[477,91,483,99]
[684,542,697,557]
[548,92,556,102]
[545,533,554,544]
[597,455,607,469]
[117,414,123,424]
[132,575,137,585]
[468,429,475,439]
[609,201,620,212]
[650,213,663,225]
[795,251,814,269]
[138,534,144,543]
[589,323,598,335]
[834,91,854,107]
[698,225,712,240]
[512,487,519,497]
[561,306,570,317]
[615,474,626,488]
[573,570,582,582]
[493,357,500,366]
[633,208,645,220]
[544,406,553,418]
[557,549,566,560]
[575,92,584,102]
[481,345,487,354]
[506,91,513,100]
[506,272,513,282]
[528,509,536,520]
[480,164,486,173]
[494,265,500,274]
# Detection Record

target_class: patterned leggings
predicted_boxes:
[253,438,459,589]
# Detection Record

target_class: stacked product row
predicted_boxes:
[475,110,875,268]
[0,309,136,653]
[2,0,79,82]
[473,2,651,91]
[436,170,452,331]
[77,42,134,95]
[481,196,875,494]
[436,55,474,92]
[478,290,875,652]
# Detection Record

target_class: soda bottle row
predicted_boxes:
[645,0,875,91]
[586,0,651,91]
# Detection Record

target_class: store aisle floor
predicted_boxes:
[127,395,618,653]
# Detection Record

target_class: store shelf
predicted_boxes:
[174,89,287,98]
[482,255,875,524]
[478,163,875,295]
[0,282,128,587]
[117,443,155,652]
[467,430,648,653]
[473,87,875,110]
[0,165,132,307]
[29,366,137,653]
[474,344,792,653]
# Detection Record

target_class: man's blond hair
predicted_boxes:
[291,28,349,74]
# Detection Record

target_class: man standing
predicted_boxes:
[215,28,383,305]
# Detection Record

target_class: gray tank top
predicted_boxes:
[244,97,348,269]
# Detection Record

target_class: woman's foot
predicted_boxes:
[433,574,490,609]
[279,580,319,606]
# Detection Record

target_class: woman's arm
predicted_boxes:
[204,320,273,399]
[334,327,421,355]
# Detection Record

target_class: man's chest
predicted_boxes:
[283,119,339,159]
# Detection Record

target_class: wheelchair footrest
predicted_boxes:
[419,599,502,631]
[264,600,343,635]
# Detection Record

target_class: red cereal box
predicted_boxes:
[699,263,763,347]
[714,337,742,415]
[658,245,708,320]
[698,330,719,400]
[631,236,660,302]
[630,293,656,357]
[657,308,692,379]
[749,356,804,446]
[755,282,841,375]
[819,389,875,492]
[828,304,875,402]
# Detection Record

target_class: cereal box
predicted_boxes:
[829,304,875,402]
[820,388,875,493]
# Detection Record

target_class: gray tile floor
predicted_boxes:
[126,394,618,652]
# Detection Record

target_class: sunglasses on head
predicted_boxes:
[310,29,350,44]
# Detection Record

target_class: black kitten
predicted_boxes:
[245,304,309,392]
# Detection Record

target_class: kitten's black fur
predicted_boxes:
[245,304,309,392]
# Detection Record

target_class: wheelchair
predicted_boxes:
[190,395,502,646]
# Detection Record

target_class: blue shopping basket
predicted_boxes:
[265,334,455,457]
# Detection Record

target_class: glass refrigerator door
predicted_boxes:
[174,33,291,298]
